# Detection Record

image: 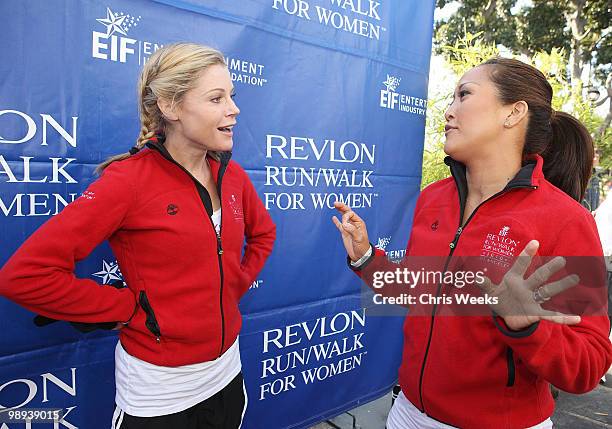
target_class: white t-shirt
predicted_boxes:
[115,208,241,417]
[115,338,241,417]
[387,390,553,429]
[211,208,221,235]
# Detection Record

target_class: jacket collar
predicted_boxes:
[444,153,544,190]
[443,154,543,226]
[145,135,232,182]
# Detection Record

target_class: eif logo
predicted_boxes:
[378,73,427,116]
[375,236,405,262]
[499,226,510,236]
[375,236,391,251]
[379,75,401,110]
[91,7,162,64]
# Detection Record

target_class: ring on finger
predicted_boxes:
[533,287,551,304]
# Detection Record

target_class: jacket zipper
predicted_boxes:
[146,142,230,356]
[186,162,229,358]
[506,347,516,387]
[215,162,228,357]
[139,291,162,343]
[417,182,536,412]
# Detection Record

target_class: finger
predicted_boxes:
[539,310,581,325]
[341,209,365,229]
[525,256,567,290]
[536,275,580,300]
[511,240,539,278]
[347,209,364,225]
[476,276,496,295]
[341,222,357,235]
[332,216,344,231]
[333,215,358,238]
[342,210,356,226]
[334,201,352,214]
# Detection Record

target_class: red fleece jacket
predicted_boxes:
[0,141,276,366]
[353,155,612,428]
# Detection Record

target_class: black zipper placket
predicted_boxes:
[215,162,228,357]
[147,143,229,356]
[417,181,536,413]
[506,347,516,387]
[139,291,162,343]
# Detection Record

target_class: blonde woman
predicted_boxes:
[0,43,276,428]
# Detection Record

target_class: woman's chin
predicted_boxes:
[443,142,469,163]
[210,141,234,153]
[443,140,456,157]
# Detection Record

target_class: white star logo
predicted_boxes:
[96,7,128,37]
[92,260,124,284]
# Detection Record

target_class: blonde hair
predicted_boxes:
[97,43,226,172]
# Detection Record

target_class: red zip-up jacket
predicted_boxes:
[0,140,276,367]
[353,155,611,428]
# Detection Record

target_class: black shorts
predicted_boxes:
[111,372,247,429]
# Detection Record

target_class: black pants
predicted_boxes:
[111,373,246,429]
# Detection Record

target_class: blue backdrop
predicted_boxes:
[0,0,434,427]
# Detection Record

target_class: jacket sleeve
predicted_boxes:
[239,168,276,284]
[0,163,137,324]
[349,190,425,289]
[494,211,612,393]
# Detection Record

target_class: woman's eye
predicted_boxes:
[211,97,221,103]
[459,90,469,98]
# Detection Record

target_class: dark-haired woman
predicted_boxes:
[333,58,612,428]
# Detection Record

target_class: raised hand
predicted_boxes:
[478,240,581,331]
[332,201,371,262]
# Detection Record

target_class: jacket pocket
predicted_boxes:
[139,291,162,340]
[506,347,515,387]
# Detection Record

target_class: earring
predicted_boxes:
[504,120,511,128]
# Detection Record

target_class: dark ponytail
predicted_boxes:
[543,111,594,202]
[482,58,594,202]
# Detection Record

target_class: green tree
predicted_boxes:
[430,0,611,187]
[436,0,519,48]
[435,0,610,84]
[422,34,610,190]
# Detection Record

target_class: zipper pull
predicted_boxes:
[156,336,160,343]
[449,227,463,249]
[216,232,223,255]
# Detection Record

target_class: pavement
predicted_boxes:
[311,370,612,429]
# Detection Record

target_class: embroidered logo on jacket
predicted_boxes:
[480,226,520,268]
[80,190,95,200]
[166,204,179,215]
[229,194,244,221]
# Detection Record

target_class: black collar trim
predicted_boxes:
[145,135,232,167]
[444,156,537,190]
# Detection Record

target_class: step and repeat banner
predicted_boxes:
[0,0,434,427]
